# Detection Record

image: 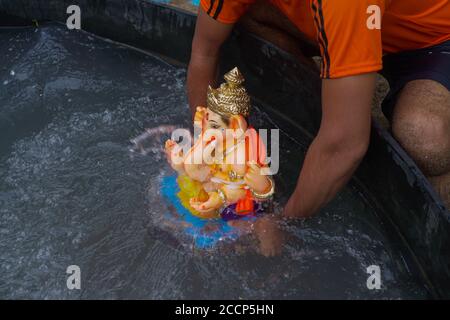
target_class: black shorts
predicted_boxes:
[381,39,450,120]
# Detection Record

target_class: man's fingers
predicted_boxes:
[228,220,254,233]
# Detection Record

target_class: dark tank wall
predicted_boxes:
[1,0,449,298]
[0,0,196,63]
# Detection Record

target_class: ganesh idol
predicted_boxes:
[165,67,275,221]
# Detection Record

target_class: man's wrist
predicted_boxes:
[282,190,306,218]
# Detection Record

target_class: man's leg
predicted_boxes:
[391,79,450,208]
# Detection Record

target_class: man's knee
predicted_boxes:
[391,80,450,176]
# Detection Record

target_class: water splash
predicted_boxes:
[0,24,428,299]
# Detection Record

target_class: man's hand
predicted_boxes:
[284,73,376,218]
[229,215,284,257]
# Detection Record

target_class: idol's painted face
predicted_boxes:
[205,108,228,131]
[204,108,237,147]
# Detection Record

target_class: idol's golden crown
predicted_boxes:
[206,67,251,117]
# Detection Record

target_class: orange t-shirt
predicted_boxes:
[199,0,450,79]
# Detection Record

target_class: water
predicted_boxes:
[0,24,429,299]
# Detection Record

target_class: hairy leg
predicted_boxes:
[391,79,450,208]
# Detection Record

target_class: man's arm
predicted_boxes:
[283,73,376,218]
[187,8,234,115]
